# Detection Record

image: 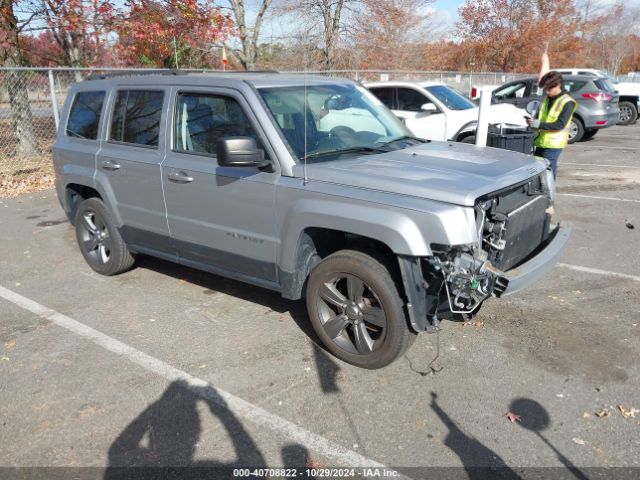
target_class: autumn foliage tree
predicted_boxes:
[36,0,115,67]
[455,0,584,72]
[1,0,39,155]
[353,0,435,70]
[113,0,233,68]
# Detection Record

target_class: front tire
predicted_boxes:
[306,250,415,369]
[618,101,638,125]
[568,117,584,144]
[75,198,135,276]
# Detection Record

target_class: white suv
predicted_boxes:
[366,81,528,143]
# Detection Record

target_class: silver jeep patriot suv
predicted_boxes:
[53,72,571,369]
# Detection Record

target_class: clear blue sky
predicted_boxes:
[433,0,464,24]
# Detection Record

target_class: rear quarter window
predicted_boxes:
[66,91,105,140]
[110,90,164,147]
[593,79,615,93]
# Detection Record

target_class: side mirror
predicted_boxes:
[526,100,540,116]
[421,103,438,113]
[216,137,267,168]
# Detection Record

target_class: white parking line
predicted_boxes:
[558,193,640,204]
[572,145,640,151]
[0,285,396,473]
[563,162,640,169]
[557,263,640,282]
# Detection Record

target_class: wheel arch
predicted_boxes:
[280,227,405,301]
[65,183,102,225]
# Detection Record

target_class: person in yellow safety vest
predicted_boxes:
[526,71,577,179]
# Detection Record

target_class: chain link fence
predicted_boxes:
[0,67,532,197]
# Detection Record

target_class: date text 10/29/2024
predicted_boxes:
[233,468,400,478]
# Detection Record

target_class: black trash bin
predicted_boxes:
[486,124,535,154]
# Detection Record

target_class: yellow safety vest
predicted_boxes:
[534,94,578,149]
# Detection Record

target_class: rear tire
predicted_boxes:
[618,101,638,125]
[75,198,135,276]
[306,250,416,369]
[568,117,584,144]
[583,128,598,140]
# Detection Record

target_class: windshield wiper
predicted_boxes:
[379,135,429,147]
[303,146,389,160]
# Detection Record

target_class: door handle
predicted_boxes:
[168,171,194,183]
[101,160,121,170]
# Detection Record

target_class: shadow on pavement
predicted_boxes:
[509,398,589,480]
[430,392,522,479]
[104,380,313,479]
[135,255,323,347]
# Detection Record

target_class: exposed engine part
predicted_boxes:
[428,249,500,315]
[426,172,553,316]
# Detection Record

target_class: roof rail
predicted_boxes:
[84,69,279,81]
[85,69,198,81]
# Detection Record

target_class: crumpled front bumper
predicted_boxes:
[495,223,572,297]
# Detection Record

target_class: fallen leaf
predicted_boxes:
[572,437,586,445]
[4,340,16,349]
[305,458,325,469]
[618,405,639,418]
[595,409,610,418]
[506,411,521,423]
[462,321,484,328]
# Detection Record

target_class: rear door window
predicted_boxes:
[494,82,527,100]
[562,81,586,93]
[110,90,164,147]
[369,87,396,109]
[66,91,105,140]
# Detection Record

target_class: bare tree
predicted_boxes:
[225,0,273,70]
[591,2,640,74]
[278,0,353,70]
[1,0,40,156]
[353,0,436,70]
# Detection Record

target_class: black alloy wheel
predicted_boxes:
[306,250,415,369]
[75,198,135,276]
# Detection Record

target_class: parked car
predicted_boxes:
[555,68,639,125]
[365,81,529,143]
[491,75,620,143]
[53,72,570,369]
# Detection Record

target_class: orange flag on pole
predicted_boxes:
[538,43,550,84]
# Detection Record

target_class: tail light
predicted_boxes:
[581,92,613,102]
[471,87,477,98]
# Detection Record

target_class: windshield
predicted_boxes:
[258,83,413,162]
[425,85,476,111]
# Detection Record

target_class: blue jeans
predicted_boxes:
[534,147,562,179]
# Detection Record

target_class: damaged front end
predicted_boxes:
[399,171,565,333]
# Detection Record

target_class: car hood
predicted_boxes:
[294,141,547,207]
